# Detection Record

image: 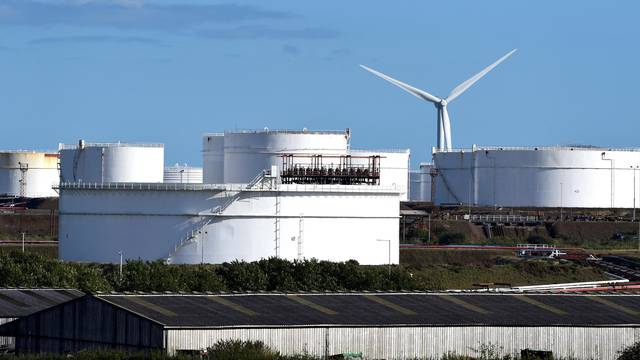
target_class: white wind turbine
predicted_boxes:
[360,49,517,151]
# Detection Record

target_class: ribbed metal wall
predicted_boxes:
[0,318,16,350]
[166,326,639,360]
[167,328,327,356]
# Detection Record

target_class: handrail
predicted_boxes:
[59,142,163,150]
[225,129,347,135]
[57,182,403,193]
[434,145,640,153]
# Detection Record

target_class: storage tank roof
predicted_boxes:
[435,145,640,153]
[0,150,57,154]
[58,142,164,150]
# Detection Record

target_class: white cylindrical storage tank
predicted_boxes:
[433,146,640,208]
[202,133,224,184]
[59,141,164,183]
[410,162,432,201]
[349,149,410,201]
[164,164,203,184]
[223,129,350,183]
[0,151,59,198]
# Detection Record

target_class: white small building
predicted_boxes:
[164,164,203,184]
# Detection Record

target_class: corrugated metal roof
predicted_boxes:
[97,293,640,328]
[0,289,84,317]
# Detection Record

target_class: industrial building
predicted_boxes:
[0,289,83,351]
[163,164,203,184]
[59,129,405,265]
[58,141,164,184]
[2,292,639,359]
[0,151,59,198]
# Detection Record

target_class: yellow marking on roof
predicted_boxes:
[588,296,639,316]
[439,295,490,315]
[513,296,567,316]
[126,297,177,317]
[207,296,257,316]
[287,295,337,315]
[364,295,416,315]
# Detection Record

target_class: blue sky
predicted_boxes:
[1,0,638,167]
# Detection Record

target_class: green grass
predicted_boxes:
[0,244,57,258]
[401,249,605,289]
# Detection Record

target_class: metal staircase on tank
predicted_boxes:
[166,167,280,264]
[166,218,212,264]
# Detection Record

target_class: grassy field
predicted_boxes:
[405,218,640,250]
[401,249,606,289]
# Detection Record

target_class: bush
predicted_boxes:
[438,232,465,245]
[205,340,280,360]
[617,341,640,360]
[525,235,548,245]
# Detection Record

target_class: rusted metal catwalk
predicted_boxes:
[280,154,380,185]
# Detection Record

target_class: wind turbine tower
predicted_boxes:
[361,49,517,151]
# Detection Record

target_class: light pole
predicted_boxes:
[468,178,472,220]
[118,251,123,278]
[377,239,391,277]
[631,166,638,222]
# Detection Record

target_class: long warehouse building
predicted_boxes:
[2,292,639,359]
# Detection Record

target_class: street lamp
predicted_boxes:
[377,239,391,277]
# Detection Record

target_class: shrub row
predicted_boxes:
[0,250,602,293]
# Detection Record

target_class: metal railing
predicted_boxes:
[434,145,640,153]
[58,142,164,150]
[469,215,539,223]
[516,244,555,249]
[58,182,402,193]
[224,129,347,135]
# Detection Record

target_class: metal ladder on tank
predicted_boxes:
[274,193,281,257]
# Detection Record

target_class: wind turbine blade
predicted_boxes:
[360,64,441,103]
[442,106,452,150]
[446,49,517,103]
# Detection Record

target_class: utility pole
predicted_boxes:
[428,213,431,244]
[21,232,25,252]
